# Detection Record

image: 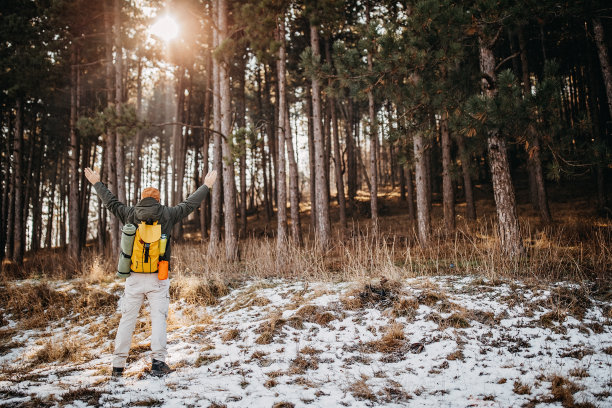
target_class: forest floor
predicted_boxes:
[1,274,611,407]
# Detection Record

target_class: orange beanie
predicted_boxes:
[141,187,161,202]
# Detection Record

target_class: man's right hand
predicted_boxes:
[84,167,101,185]
[204,170,218,189]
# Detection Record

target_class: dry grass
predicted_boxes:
[350,377,377,401]
[255,312,286,345]
[366,323,406,353]
[29,336,89,365]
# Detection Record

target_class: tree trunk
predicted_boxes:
[440,111,455,232]
[12,98,24,262]
[406,167,416,221]
[133,58,144,205]
[592,17,612,119]
[304,87,316,232]
[519,26,551,223]
[200,53,212,240]
[208,5,223,256]
[413,130,430,247]
[68,48,81,260]
[456,135,476,220]
[105,0,118,253]
[219,0,238,260]
[346,98,357,217]
[114,0,126,206]
[276,18,288,249]
[237,53,247,238]
[479,37,524,257]
[310,24,331,248]
[366,4,378,231]
[285,103,302,244]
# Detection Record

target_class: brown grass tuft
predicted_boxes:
[29,336,89,365]
[350,378,377,401]
[255,312,286,344]
[513,380,531,395]
[221,329,240,342]
[289,354,319,375]
[366,323,406,353]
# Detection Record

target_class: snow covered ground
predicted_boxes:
[1,275,611,407]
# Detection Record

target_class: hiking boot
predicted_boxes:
[151,359,173,377]
[111,367,124,378]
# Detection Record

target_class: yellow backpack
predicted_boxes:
[131,221,162,273]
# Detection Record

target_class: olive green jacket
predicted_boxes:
[93,182,209,262]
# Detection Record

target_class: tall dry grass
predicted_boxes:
[169,215,610,287]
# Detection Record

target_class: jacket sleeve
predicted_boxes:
[167,184,210,224]
[93,181,131,224]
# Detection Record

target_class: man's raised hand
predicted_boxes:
[204,170,218,189]
[84,167,100,185]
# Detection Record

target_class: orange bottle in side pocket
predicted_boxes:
[158,260,169,280]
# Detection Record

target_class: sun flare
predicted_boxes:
[149,15,179,41]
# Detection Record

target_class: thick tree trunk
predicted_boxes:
[413,131,430,247]
[456,135,476,220]
[479,37,524,257]
[219,0,238,260]
[285,104,302,244]
[276,19,288,249]
[592,17,612,119]
[310,24,331,248]
[440,111,455,232]
[172,66,186,240]
[68,48,81,260]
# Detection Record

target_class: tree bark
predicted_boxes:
[133,57,144,205]
[440,111,455,232]
[479,37,524,257]
[219,0,238,260]
[114,0,126,206]
[276,18,288,249]
[456,134,476,220]
[310,24,331,248]
[592,17,612,119]
[208,3,223,256]
[285,103,302,244]
[366,4,378,232]
[519,26,552,223]
[200,52,212,240]
[406,167,416,221]
[346,98,357,217]
[413,130,430,247]
[306,87,317,231]
[12,98,24,263]
[68,48,81,260]
[237,53,247,238]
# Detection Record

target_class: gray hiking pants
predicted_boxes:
[112,273,170,368]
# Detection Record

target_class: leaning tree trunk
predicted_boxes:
[479,37,524,257]
[276,18,288,249]
[68,48,81,260]
[413,130,430,247]
[310,24,331,248]
[440,111,455,232]
[219,0,238,260]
